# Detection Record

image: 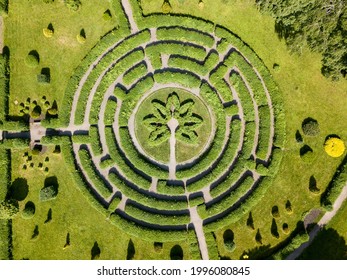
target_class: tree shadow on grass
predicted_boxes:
[299,228,347,260]
[8,178,28,201]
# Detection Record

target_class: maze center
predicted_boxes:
[133,87,214,165]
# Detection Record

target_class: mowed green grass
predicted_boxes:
[10,146,192,260]
[5,0,118,117]
[142,0,347,259]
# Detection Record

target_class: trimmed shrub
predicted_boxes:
[37,68,50,84]
[9,178,28,201]
[300,145,315,163]
[157,26,215,48]
[302,118,320,136]
[39,185,58,201]
[271,205,280,219]
[43,23,54,38]
[246,212,255,230]
[22,201,35,219]
[103,9,112,21]
[25,51,40,68]
[0,199,19,219]
[271,218,279,238]
[282,223,289,234]
[285,200,293,213]
[324,137,345,158]
[309,175,320,194]
[223,229,235,251]
[64,0,81,11]
[162,0,172,14]
[0,149,10,201]
[255,229,262,244]
[77,29,86,44]
[257,105,271,160]
[272,232,309,260]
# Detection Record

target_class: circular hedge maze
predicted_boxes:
[61,1,285,259]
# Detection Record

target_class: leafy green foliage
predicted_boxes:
[256,0,347,79]
[39,185,58,202]
[0,200,19,219]
[64,0,81,11]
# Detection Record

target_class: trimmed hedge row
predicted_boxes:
[89,126,103,156]
[108,172,188,211]
[204,176,273,231]
[321,154,347,210]
[198,174,254,219]
[156,26,215,49]
[176,82,226,179]
[169,56,208,77]
[157,180,185,195]
[185,118,241,192]
[122,61,148,86]
[256,106,272,160]
[104,98,117,126]
[188,229,202,260]
[272,232,309,260]
[0,220,10,260]
[107,195,122,213]
[105,127,151,190]
[0,138,30,149]
[0,148,9,201]
[210,64,234,103]
[0,54,9,124]
[241,121,256,160]
[209,162,246,198]
[119,127,168,178]
[154,69,201,89]
[88,48,146,125]
[109,211,188,242]
[78,147,113,197]
[204,231,219,260]
[124,203,190,226]
[142,13,215,34]
[145,42,207,69]
[225,51,268,106]
[229,72,255,122]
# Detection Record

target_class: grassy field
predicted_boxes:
[1,0,347,260]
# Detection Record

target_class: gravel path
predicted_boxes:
[286,182,347,260]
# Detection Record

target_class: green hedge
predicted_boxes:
[204,231,219,260]
[154,69,201,89]
[78,147,113,198]
[0,138,29,149]
[0,54,9,124]
[104,98,117,126]
[176,82,226,179]
[125,203,190,226]
[169,56,208,77]
[145,42,207,69]
[122,62,148,86]
[157,26,215,48]
[188,229,202,260]
[204,176,273,231]
[143,14,215,34]
[119,127,168,178]
[229,72,255,122]
[109,211,188,242]
[210,64,234,103]
[241,121,256,159]
[272,232,309,260]
[225,51,268,106]
[157,180,185,195]
[0,148,9,201]
[89,126,103,156]
[0,220,10,260]
[321,155,347,210]
[108,172,188,211]
[105,127,152,190]
[198,174,254,219]
[257,105,272,160]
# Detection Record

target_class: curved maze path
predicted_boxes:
[56,0,285,259]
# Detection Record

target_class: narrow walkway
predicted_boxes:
[189,206,209,260]
[286,181,347,259]
[121,0,139,33]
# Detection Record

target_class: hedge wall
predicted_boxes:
[256,105,272,160]
[321,154,347,210]
[0,148,10,200]
[122,61,148,86]
[0,220,10,260]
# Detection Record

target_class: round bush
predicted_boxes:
[170,245,183,260]
[324,137,345,158]
[223,229,236,251]
[271,205,280,219]
[302,118,320,136]
[22,201,35,219]
[282,223,289,234]
[25,51,40,68]
[300,145,315,163]
[43,24,54,38]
